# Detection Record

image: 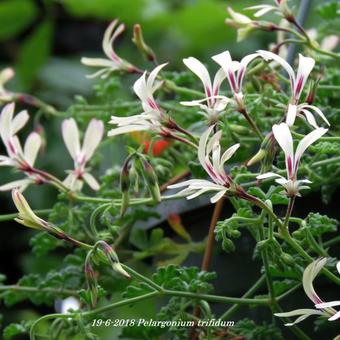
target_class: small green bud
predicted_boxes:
[95,241,130,279]
[142,160,161,203]
[132,24,157,62]
[280,252,295,266]
[222,238,235,253]
[85,254,98,308]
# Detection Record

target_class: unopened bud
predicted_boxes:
[222,238,235,253]
[96,241,130,279]
[280,252,295,266]
[305,79,319,105]
[12,189,49,230]
[142,160,161,203]
[132,24,157,62]
[168,213,191,241]
[85,255,98,308]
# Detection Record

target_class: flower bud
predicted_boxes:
[247,132,276,172]
[142,160,161,203]
[222,238,235,253]
[168,213,191,242]
[280,252,295,266]
[12,189,49,230]
[304,79,319,105]
[132,24,157,62]
[84,255,98,308]
[96,241,130,279]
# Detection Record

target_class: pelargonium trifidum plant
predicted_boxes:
[0,1,339,339]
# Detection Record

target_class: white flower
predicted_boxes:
[257,50,315,103]
[286,103,330,129]
[108,63,167,137]
[180,57,231,123]
[275,258,340,325]
[0,103,42,191]
[168,125,240,203]
[256,50,328,129]
[81,20,136,78]
[0,68,15,102]
[257,123,327,196]
[58,296,81,314]
[212,51,259,101]
[62,118,104,191]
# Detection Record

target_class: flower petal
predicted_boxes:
[299,109,318,129]
[183,57,212,96]
[108,124,150,137]
[210,189,227,203]
[246,5,276,17]
[83,172,100,190]
[257,172,283,180]
[212,51,240,93]
[295,128,328,172]
[272,123,294,177]
[329,311,340,321]
[294,54,315,100]
[62,118,80,160]
[12,110,29,135]
[0,102,15,143]
[302,258,327,304]
[81,57,115,68]
[82,119,104,161]
[300,104,330,126]
[23,132,41,166]
[0,178,32,191]
[286,104,297,126]
[315,301,340,309]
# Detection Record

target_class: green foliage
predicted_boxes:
[234,319,284,340]
[0,0,37,40]
[3,321,33,340]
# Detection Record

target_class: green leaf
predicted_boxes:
[318,1,338,20]
[30,232,59,257]
[0,0,37,40]
[304,213,338,237]
[3,322,29,340]
[17,20,54,89]
[129,228,149,250]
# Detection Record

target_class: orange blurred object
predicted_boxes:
[129,131,171,156]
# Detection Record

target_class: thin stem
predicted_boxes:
[311,156,340,168]
[220,275,266,320]
[0,209,51,222]
[202,197,225,271]
[163,79,204,98]
[0,285,76,295]
[121,264,164,292]
[238,107,263,141]
[324,235,340,248]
